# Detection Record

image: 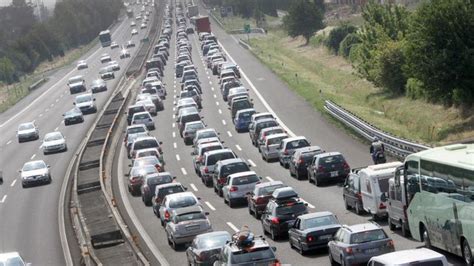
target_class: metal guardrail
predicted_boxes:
[28,77,48,91]
[324,100,430,158]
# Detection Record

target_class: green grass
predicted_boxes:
[210,10,280,32]
[249,30,472,144]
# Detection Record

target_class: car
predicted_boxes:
[165,206,212,250]
[90,79,107,93]
[158,192,201,226]
[256,126,286,148]
[136,99,157,116]
[130,21,136,27]
[233,108,256,132]
[230,98,253,120]
[343,168,365,215]
[186,231,231,266]
[288,146,324,180]
[260,133,289,162]
[63,107,84,126]
[127,104,147,125]
[213,158,251,197]
[20,160,51,188]
[132,156,163,172]
[107,61,120,71]
[288,211,341,254]
[141,172,175,206]
[222,171,261,208]
[74,93,97,114]
[100,53,112,63]
[307,152,350,186]
[131,111,155,130]
[261,187,308,240]
[152,182,188,216]
[192,128,220,146]
[120,49,131,59]
[192,141,224,176]
[140,23,147,29]
[0,252,28,265]
[132,28,139,35]
[126,40,136,48]
[178,112,202,136]
[67,75,86,94]
[328,223,395,266]
[41,131,67,154]
[182,121,206,144]
[76,60,88,70]
[249,118,279,147]
[199,149,237,186]
[227,87,248,105]
[99,66,115,80]
[17,122,39,142]
[183,79,202,94]
[129,136,162,159]
[368,248,448,266]
[178,89,202,108]
[127,165,158,196]
[247,181,286,219]
[134,147,163,164]
[110,41,119,49]
[278,136,311,168]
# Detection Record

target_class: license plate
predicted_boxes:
[186,225,200,231]
[330,171,338,177]
[365,248,379,253]
[319,234,332,240]
[287,220,296,227]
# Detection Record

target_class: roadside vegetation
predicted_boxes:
[206,0,474,144]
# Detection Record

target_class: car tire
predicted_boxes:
[422,225,432,248]
[344,197,350,210]
[295,171,301,180]
[214,186,218,194]
[65,121,70,126]
[298,243,305,255]
[401,222,409,237]
[314,177,321,187]
[248,205,252,215]
[355,202,362,215]
[160,219,165,227]
[22,183,27,188]
[328,251,337,266]
[270,228,277,240]
[228,199,235,208]
[463,239,473,266]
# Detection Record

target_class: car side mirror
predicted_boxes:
[159,141,163,145]
[73,103,76,105]
[128,164,132,167]
[271,247,277,252]
[93,98,96,101]
[18,170,22,173]
[205,212,210,215]
[47,165,51,168]
[173,176,177,179]
[191,151,195,155]
[62,114,65,116]
[197,197,201,200]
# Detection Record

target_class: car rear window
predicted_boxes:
[378,177,390,193]
[231,175,259,185]
[186,123,204,130]
[350,229,387,244]
[182,114,201,123]
[221,163,250,177]
[287,139,310,149]
[169,196,197,208]
[319,155,345,166]
[130,106,146,114]
[157,186,185,198]
[134,139,158,150]
[148,175,173,185]
[207,152,235,165]
[176,212,206,223]
[267,136,286,145]
[128,127,146,134]
[257,121,279,131]
[275,202,307,215]
[301,151,322,161]
[198,131,218,139]
[233,101,251,109]
[302,215,338,230]
[231,247,275,264]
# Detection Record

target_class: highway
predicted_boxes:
[0,4,154,265]
[111,3,463,265]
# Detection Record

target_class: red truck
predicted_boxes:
[194,16,211,33]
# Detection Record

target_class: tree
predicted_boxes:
[339,33,361,58]
[0,57,16,83]
[324,24,358,54]
[373,40,406,94]
[283,0,325,45]
[404,0,474,106]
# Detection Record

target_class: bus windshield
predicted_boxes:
[99,30,111,47]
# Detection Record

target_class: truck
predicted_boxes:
[126,9,134,18]
[194,16,211,34]
[187,5,199,18]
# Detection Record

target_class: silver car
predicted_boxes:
[131,111,155,130]
[222,171,261,208]
[257,126,285,147]
[20,160,51,188]
[199,149,237,186]
[41,131,67,154]
[158,192,201,226]
[192,128,219,146]
[17,122,39,142]
[182,121,205,144]
[192,141,224,175]
[260,133,288,162]
[74,93,97,114]
[165,206,212,250]
[278,136,311,168]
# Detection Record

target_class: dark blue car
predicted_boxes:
[233,108,256,132]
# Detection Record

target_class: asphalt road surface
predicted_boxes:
[0,5,154,265]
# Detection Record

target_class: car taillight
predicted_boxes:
[298,159,304,165]
[197,155,202,162]
[271,260,281,266]
[318,166,325,172]
[379,202,386,209]
[155,164,161,171]
[255,196,265,204]
[356,192,362,200]
[184,132,188,136]
[204,167,209,173]
[271,217,280,224]
[155,197,161,203]
[306,235,314,242]
[283,150,288,155]
[403,205,408,219]
[343,162,350,169]
[164,210,170,220]
[197,252,208,261]
[229,186,238,192]
[387,239,394,248]
[345,247,353,254]
[218,178,226,184]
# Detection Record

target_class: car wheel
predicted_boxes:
[344,197,350,210]
[262,154,267,162]
[22,183,27,188]
[167,233,172,246]
[298,242,305,255]
[388,216,396,230]
[224,196,228,205]
[328,251,337,266]
[314,177,320,187]
[295,171,301,180]
[355,202,362,215]
[401,221,409,237]
[284,163,289,169]
[308,173,313,183]
[218,189,223,197]
[340,256,347,266]
[48,176,52,184]
[160,219,165,227]
[261,223,267,235]
[214,186,218,193]
[270,228,277,240]
[248,205,252,215]
[228,199,235,208]
[463,240,473,266]
[422,226,432,248]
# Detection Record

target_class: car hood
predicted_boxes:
[76,102,93,108]
[22,169,48,178]
[18,129,36,135]
[69,82,83,87]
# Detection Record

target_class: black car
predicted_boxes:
[186,231,231,265]
[212,158,251,197]
[343,168,364,214]
[261,187,308,240]
[289,146,324,180]
[247,181,286,219]
[63,107,84,126]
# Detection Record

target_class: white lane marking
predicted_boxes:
[216,101,219,106]
[211,87,214,91]
[205,201,216,211]
[172,123,175,128]
[247,159,256,167]
[173,84,176,88]
[172,132,176,138]
[300,198,316,209]
[39,113,43,117]
[10,179,17,187]
[218,109,222,114]
[181,168,188,175]
[218,41,296,137]
[45,108,49,112]
[213,94,217,98]
[206,71,209,75]
[0,195,6,203]
[50,103,54,107]
[6,140,12,145]
[222,120,226,125]
[55,127,59,131]
[209,81,212,85]
[173,142,177,149]
[227,131,232,137]
[190,183,198,191]
[227,222,239,233]
[30,154,36,160]
[207,76,211,79]
[266,176,274,182]
[176,154,181,161]
[55,99,59,103]
[173,107,176,111]
[235,144,242,151]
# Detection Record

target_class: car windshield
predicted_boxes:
[76,95,92,103]
[201,145,222,155]
[158,185,185,197]
[23,161,46,171]
[198,131,217,139]
[169,196,197,208]
[130,106,145,114]
[301,151,322,161]
[182,114,200,123]
[187,122,204,130]
[276,202,307,215]
[257,184,285,196]
[69,77,82,83]
[18,123,34,130]
[287,139,310,149]
[0,256,24,266]
[128,126,146,134]
[319,155,345,167]
[148,175,173,185]
[207,152,235,165]
[134,113,150,120]
[181,90,197,98]
[44,133,63,141]
[134,139,158,150]
[230,88,247,95]
[231,247,275,264]
[258,121,278,130]
[197,234,230,249]
[176,211,206,223]
[232,175,259,185]
[65,108,81,116]
[233,101,251,109]
[350,229,387,244]
[221,163,250,177]
[302,215,338,230]
[268,136,286,145]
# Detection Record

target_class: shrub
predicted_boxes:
[338,33,360,58]
[324,24,357,54]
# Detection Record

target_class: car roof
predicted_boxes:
[255,118,277,124]
[133,111,151,116]
[172,205,203,215]
[165,191,195,200]
[228,171,257,179]
[260,126,283,133]
[227,237,269,252]
[134,136,157,142]
[156,182,183,190]
[236,108,255,115]
[255,180,284,189]
[0,252,22,261]
[370,248,446,264]
[343,222,381,233]
[295,146,322,154]
[217,158,246,166]
[298,211,335,220]
[282,136,307,143]
[196,128,217,134]
[185,120,204,126]
[198,142,222,149]
[266,133,288,140]
[204,148,233,156]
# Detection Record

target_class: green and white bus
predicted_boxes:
[398,144,474,265]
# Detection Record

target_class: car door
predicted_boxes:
[262,202,274,231]
[222,175,232,200]
[344,174,356,208]
[288,218,301,247]
[329,229,345,264]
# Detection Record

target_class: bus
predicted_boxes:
[395,144,474,265]
[99,30,111,47]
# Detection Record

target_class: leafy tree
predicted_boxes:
[283,0,325,45]
[324,24,357,54]
[404,0,474,106]
[339,33,361,58]
[0,57,16,84]
[373,40,406,94]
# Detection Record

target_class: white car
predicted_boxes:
[120,49,130,59]
[131,29,138,35]
[100,54,112,63]
[130,21,136,27]
[131,111,155,130]
[136,99,157,116]
[17,122,39,142]
[41,131,67,154]
[74,93,97,114]
[20,160,51,188]
[110,42,119,49]
[107,60,120,71]
[140,23,147,29]
[126,40,136,48]
[76,60,88,70]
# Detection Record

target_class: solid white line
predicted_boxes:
[247,159,256,167]
[227,131,232,137]
[55,127,59,131]
[30,154,36,160]
[218,41,296,137]
[6,140,12,145]
[181,168,188,175]
[190,183,198,191]
[172,132,176,138]
[216,101,219,106]
[266,176,274,182]
[205,201,216,211]
[0,195,6,203]
[173,142,177,149]
[10,179,17,187]
[176,154,181,161]
[300,198,316,209]
[218,109,222,114]
[227,222,239,232]
[235,144,242,151]
[222,120,226,125]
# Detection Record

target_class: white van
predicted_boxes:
[387,166,410,237]
[368,248,448,266]
[360,162,403,220]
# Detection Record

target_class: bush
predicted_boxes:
[338,33,360,58]
[405,78,425,100]
[310,33,326,47]
[373,40,406,94]
[324,24,357,54]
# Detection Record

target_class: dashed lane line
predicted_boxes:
[176,154,181,161]
[265,176,274,182]
[0,195,6,203]
[173,142,177,149]
[226,222,239,233]
[227,131,232,137]
[218,109,222,114]
[6,140,11,145]
[10,179,16,187]
[181,168,187,175]
[30,154,36,160]
[247,159,256,167]
[190,183,198,191]
[205,201,216,211]
[235,145,242,151]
